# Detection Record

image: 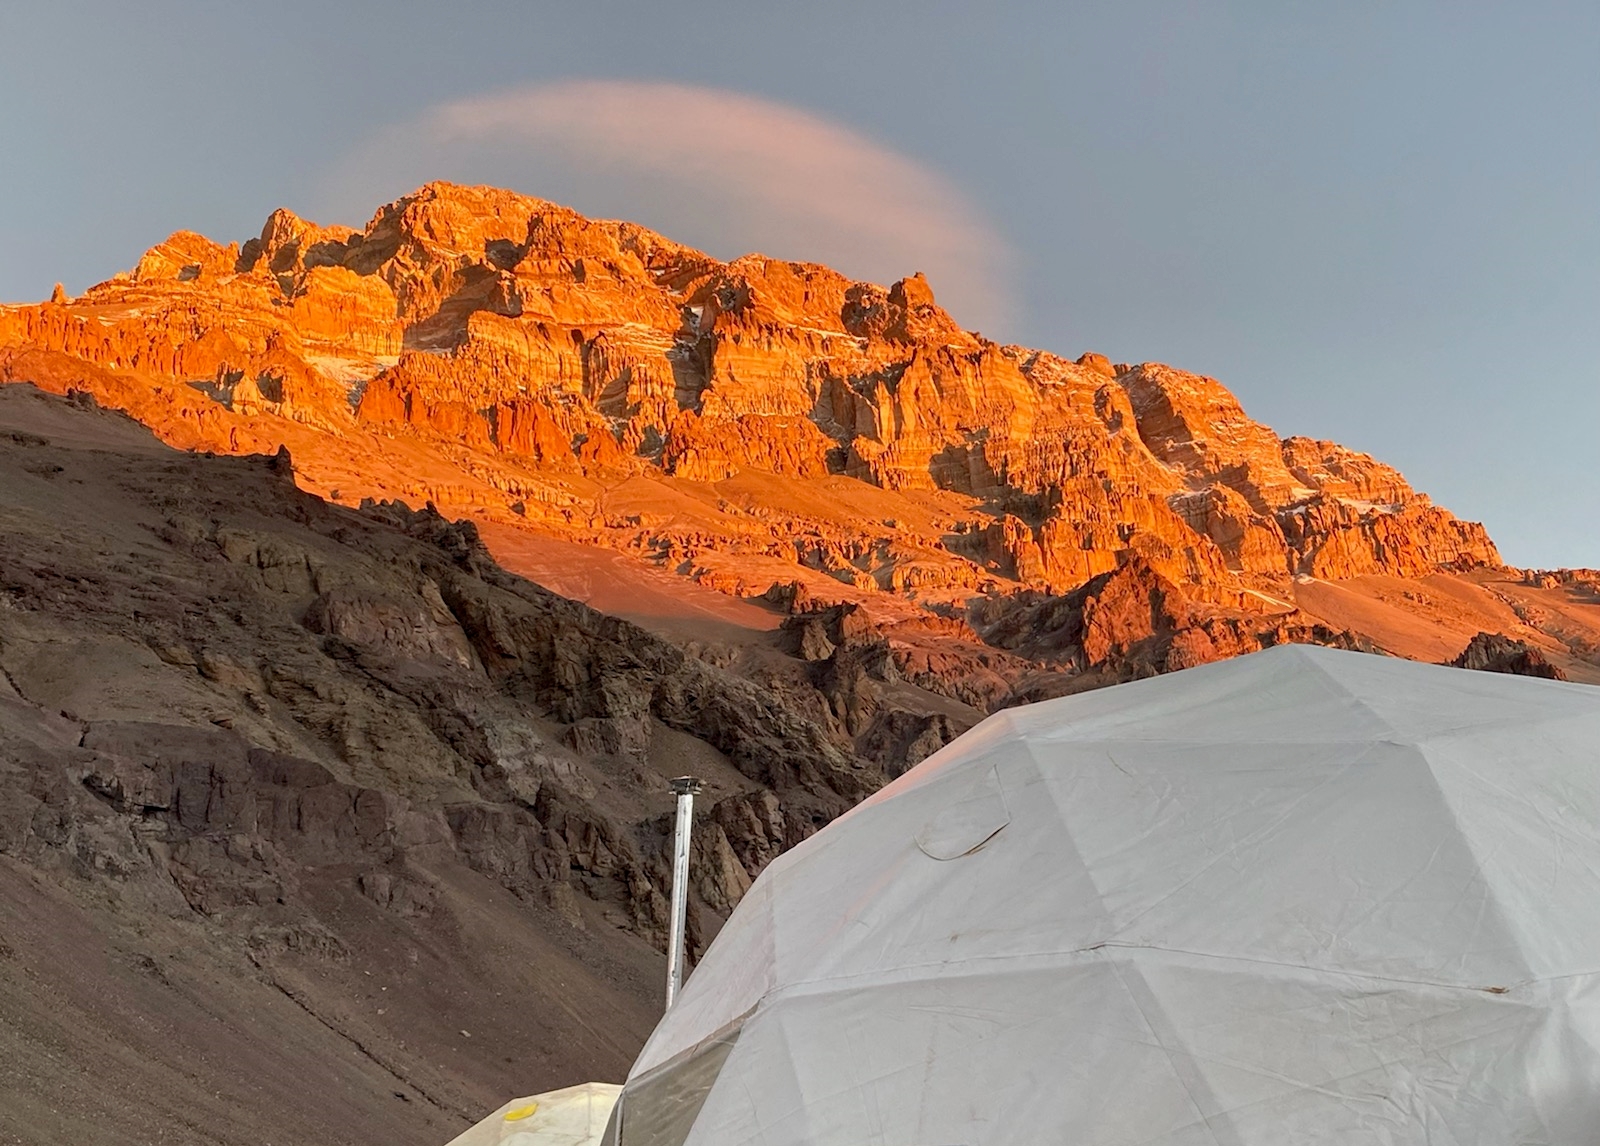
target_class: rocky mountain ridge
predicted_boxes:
[0,184,1500,609]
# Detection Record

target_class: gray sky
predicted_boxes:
[2,1,1594,567]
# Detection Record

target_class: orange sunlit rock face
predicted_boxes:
[0,181,1509,674]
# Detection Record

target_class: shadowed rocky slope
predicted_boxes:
[0,386,950,1143]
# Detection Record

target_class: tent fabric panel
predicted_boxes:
[1304,647,1598,742]
[1007,645,1593,748]
[1130,955,1592,1142]
[1001,645,1392,746]
[1419,714,1600,981]
[756,742,1078,989]
[1041,737,1532,986]
[682,961,1215,1146]
[679,955,1600,1145]
[608,1025,742,1146]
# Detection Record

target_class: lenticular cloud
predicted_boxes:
[313,80,1015,338]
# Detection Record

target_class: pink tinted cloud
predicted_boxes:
[315,80,1015,337]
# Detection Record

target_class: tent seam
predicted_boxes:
[759,940,1569,1002]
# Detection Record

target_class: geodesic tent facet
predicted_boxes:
[604,645,1600,1145]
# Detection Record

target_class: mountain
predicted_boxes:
[3,182,1594,691]
[1,184,1598,1140]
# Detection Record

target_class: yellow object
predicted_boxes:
[503,1104,539,1122]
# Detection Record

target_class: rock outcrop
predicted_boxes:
[1449,631,1568,680]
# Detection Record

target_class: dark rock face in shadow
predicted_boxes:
[1449,630,1568,680]
[0,385,943,1143]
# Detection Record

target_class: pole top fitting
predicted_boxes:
[669,776,705,796]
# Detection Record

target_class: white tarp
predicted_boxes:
[449,1082,620,1146]
[605,645,1600,1144]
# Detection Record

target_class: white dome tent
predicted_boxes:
[602,645,1600,1145]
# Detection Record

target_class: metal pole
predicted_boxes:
[665,776,703,1010]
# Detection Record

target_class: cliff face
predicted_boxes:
[0,183,1498,619]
